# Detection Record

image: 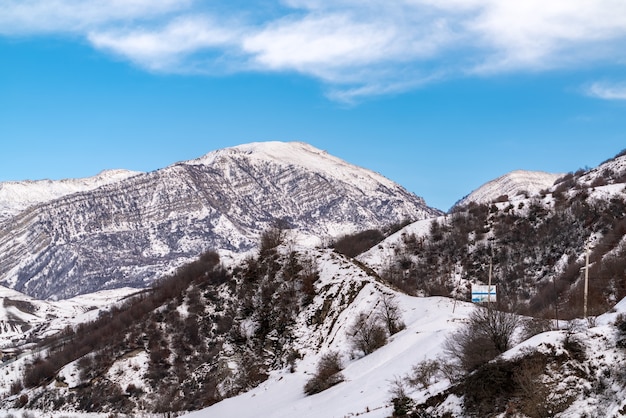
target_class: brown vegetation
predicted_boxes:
[304,351,344,395]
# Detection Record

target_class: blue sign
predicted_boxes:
[471,285,497,303]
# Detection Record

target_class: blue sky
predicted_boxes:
[1,1,626,211]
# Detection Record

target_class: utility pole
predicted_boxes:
[553,276,559,329]
[584,244,590,319]
[487,242,494,310]
[452,264,463,314]
[487,257,493,309]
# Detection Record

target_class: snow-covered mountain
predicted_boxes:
[1,148,626,417]
[0,169,140,222]
[453,170,562,208]
[0,141,439,300]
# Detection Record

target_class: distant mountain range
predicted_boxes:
[0,141,439,300]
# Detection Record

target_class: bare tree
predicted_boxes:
[349,312,388,356]
[259,219,290,255]
[377,293,405,335]
[388,375,414,416]
[304,351,344,395]
[444,307,520,372]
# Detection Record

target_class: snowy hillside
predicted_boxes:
[1,223,626,417]
[358,217,437,274]
[0,169,140,221]
[454,170,562,208]
[0,243,476,417]
[0,141,439,300]
[186,296,626,418]
[186,294,474,418]
[0,286,140,350]
[578,152,626,187]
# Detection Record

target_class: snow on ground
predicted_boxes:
[184,254,626,418]
[358,217,437,273]
[455,170,562,208]
[185,295,475,418]
[0,287,143,348]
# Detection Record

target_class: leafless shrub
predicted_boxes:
[236,356,268,391]
[377,293,405,335]
[23,356,56,388]
[333,229,385,258]
[259,220,289,256]
[9,380,23,396]
[463,350,553,418]
[512,354,552,418]
[406,359,440,390]
[586,315,598,327]
[388,375,414,417]
[15,393,28,408]
[349,312,388,356]
[520,317,552,341]
[444,307,520,373]
[304,351,344,395]
[438,358,464,384]
[562,322,586,362]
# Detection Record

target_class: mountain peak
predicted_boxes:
[454,169,562,208]
[0,141,438,299]
[189,141,399,192]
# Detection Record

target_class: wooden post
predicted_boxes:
[584,245,590,319]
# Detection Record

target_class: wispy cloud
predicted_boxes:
[88,16,243,72]
[0,0,192,34]
[586,81,626,100]
[3,0,626,101]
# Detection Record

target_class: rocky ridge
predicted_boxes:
[0,141,439,299]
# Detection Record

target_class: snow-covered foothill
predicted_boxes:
[358,217,439,273]
[185,247,476,418]
[0,286,141,349]
[454,170,562,209]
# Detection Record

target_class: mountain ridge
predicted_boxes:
[0,141,439,300]
[0,169,141,221]
[453,169,563,209]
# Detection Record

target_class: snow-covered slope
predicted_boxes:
[577,153,626,187]
[0,169,140,221]
[0,285,140,350]
[0,141,439,299]
[358,217,437,273]
[186,294,473,418]
[454,170,562,208]
[187,293,626,418]
[191,141,402,193]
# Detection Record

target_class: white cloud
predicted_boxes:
[242,14,396,71]
[88,16,242,72]
[466,0,626,73]
[3,0,626,101]
[0,0,192,34]
[586,82,626,100]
